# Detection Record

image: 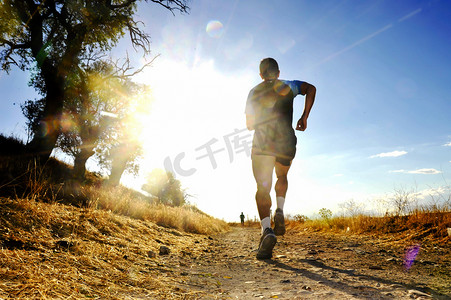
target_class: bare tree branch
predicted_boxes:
[107,53,159,79]
[126,54,159,77]
[147,0,190,15]
[84,49,108,67]
[127,20,151,54]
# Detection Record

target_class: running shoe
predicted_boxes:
[273,208,286,236]
[256,227,277,259]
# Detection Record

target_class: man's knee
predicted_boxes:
[256,178,271,191]
[256,186,270,198]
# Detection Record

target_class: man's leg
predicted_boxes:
[252,155,275,223]
[252,155,277,259]
[275,161,291,200]
[273,161,291,235]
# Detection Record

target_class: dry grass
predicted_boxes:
[0,154,228,236]
[0,197,227,299]
[0,151,230,298]
[83,185,229,235]
[287,209,451,246]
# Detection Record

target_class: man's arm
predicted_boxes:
[296,82,316,131]
[246,114,255,131]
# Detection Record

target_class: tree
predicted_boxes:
[391,188,416,216]
[318,208,332,222]
[142,169,186,206]
[0,0,189,162]
[20,98,45,143]
[21,55,151,182]
[60,56,151,182]
[91,57,153,185]
[338,199,364,217]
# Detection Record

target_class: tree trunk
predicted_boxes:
[108,143,130,186]
[26,61,65,162]
[108,158,128,186]
[25,12,87,162]
[73,148,95,181]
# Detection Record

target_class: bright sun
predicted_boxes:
[132,58,253,176]
[121,58,259,220]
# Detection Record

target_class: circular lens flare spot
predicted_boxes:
[403,243,420,271]
[206,20,224,38]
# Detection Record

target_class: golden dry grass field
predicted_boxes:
[0,196,228,299]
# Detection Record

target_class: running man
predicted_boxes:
[245,58,316,259]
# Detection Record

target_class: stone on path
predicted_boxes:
[159,245,171,255]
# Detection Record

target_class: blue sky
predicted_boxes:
[1,0,450,221]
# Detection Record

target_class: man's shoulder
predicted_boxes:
[248,81,270,98]
[280,79,304,87]
[251,81,269,91]
[280,80,304,96]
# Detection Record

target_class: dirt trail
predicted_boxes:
[162,227,450,299]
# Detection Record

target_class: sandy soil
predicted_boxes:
[163,226,450,299]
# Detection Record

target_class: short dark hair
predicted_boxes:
[259,58,279,79]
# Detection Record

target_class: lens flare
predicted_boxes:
[403,243,420,271]
[206,20,224,38]
[41,121,50,137]
[40,118,60,137]
[60,113,75,132]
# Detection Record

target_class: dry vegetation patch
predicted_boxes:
[286,211,451,245]
[0,197,228,299]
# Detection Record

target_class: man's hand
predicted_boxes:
[297,82,316,132]
[296,115,307,131]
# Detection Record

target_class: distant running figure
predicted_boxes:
[245,58,316,259]
[240,212,245,226]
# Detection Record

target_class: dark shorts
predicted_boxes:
[251,129,297,166]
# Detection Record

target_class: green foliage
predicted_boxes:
[59,58,150,179]
[1,1,135,71]
[319,208,332,221]
[21,98,45,142]
[142,169,186,207]
[0,0,189,72]
[0,0,189,161]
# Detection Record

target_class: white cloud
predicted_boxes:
[390,168,442,175]
[413,186,450,201]
[443,142,451,147]
[370,150,408,158]
[409,168,442,174]
[389,170,406,173]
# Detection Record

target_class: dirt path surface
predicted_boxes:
[163,227,450,299]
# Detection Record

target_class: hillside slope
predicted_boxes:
[0,197,226,299]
